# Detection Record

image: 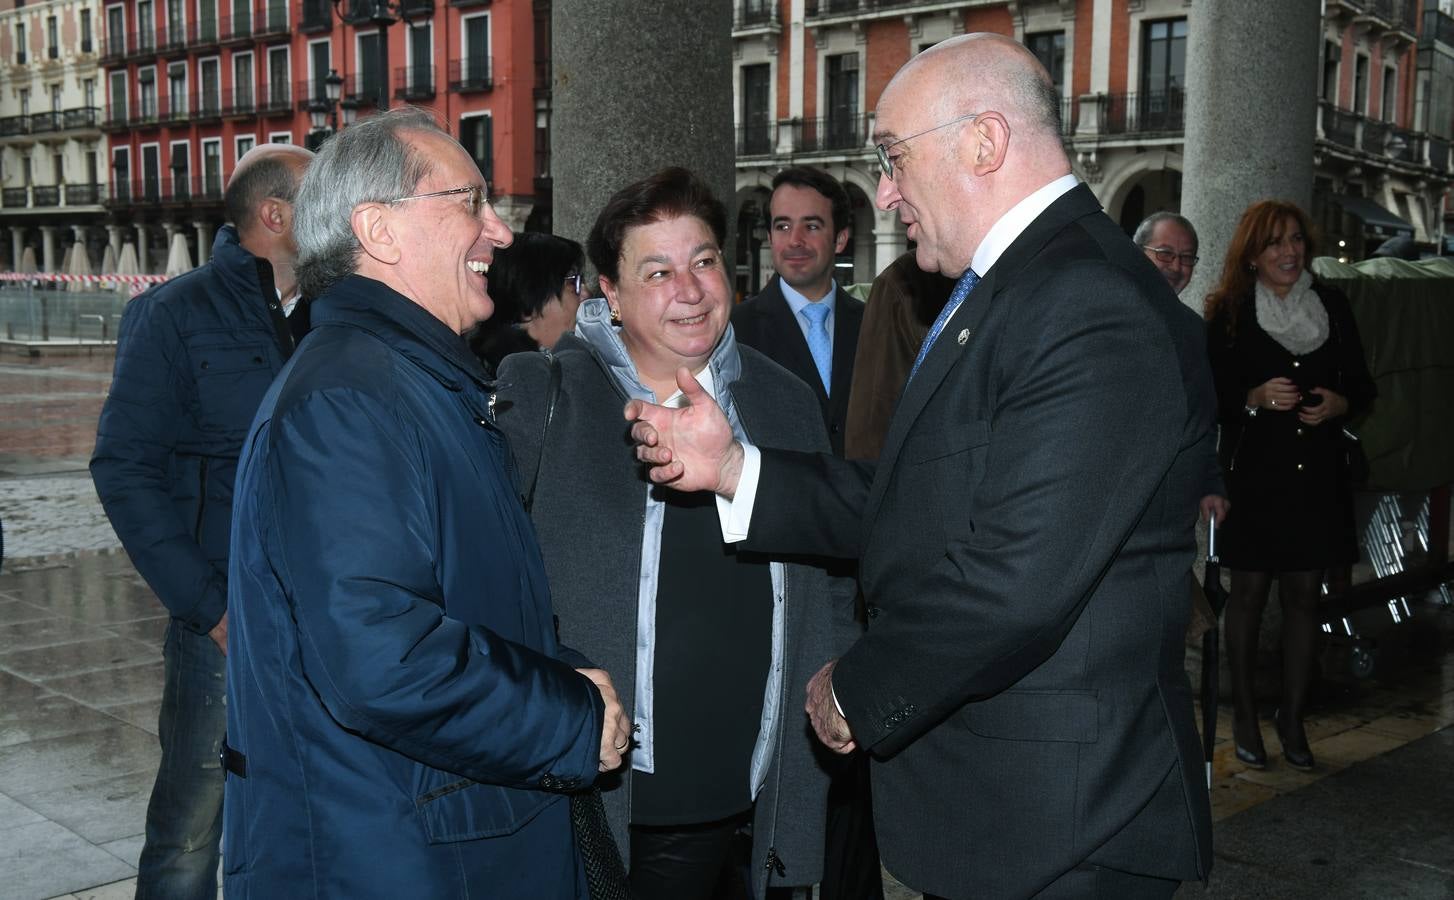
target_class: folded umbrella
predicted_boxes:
[1200,513,1230,789]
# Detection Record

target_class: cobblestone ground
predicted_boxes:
[0,355,119,563]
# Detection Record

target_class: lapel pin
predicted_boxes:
[957,329,971,345]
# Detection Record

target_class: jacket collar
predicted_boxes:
[310,274,491,391]
[571,297,743,405]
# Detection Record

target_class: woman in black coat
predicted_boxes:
[1205,200,1376,771]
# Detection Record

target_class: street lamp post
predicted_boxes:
[308,69,349,147]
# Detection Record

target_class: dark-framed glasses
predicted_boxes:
[564,272,584,296]
[387,184,491,218]
[875,111,982,180]
[1142,245,1199,267]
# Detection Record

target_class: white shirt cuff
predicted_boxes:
[832,684,845,718]
[714,442,761,543]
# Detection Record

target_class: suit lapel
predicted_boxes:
[860,184,1104,530]
[829,287,862,405]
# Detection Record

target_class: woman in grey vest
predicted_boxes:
[495,168,855,900]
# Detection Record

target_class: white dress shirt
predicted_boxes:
[779,278,839,356]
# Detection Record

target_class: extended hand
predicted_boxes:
[805,660,856,754]
[624,367,745,497]
[579,668,632,772]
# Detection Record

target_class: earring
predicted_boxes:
[610,307,622,324]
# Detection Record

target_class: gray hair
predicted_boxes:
[1133,211,1198,254]
[293,107,443,298]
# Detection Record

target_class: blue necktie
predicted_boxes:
[801,302,833,395]
[908,268,980,383]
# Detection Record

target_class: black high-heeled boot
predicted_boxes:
[1233,716,1266,769]
[1276,708,1314,771]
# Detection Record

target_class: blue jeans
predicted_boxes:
[136,620,226,900]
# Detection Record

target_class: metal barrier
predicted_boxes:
[0,286,130,343]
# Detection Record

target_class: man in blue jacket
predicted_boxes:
[91,142,312,900]
[222,108,630,898]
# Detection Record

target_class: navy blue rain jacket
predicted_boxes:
[91,225,296,633]
[223,276,603,898]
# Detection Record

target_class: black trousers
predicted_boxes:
[819,752,884,900]
[925,863,1180,900]
[629,812,752,900]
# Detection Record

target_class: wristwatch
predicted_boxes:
[1244,404,1259,417]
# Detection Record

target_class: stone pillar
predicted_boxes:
[136,223,151,274]
[552,0,735,268]
[194,221,212,265]
[40,226,58,272]
[873,207,906,274]
[1180,0,1321,311]
[107,224,123,257]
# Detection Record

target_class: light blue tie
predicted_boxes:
[801,302,833,395]
[908,268,980,383]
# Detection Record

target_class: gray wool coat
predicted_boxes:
[494,320,856,894]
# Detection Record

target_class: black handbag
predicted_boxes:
[1331,309,1370,486]
[519,355,633,900]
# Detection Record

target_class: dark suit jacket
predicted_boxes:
[744,185,1215,898]
[733,276,864,456]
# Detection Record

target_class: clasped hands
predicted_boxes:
[623,370,859,755]
[1249,377,1348,426]
[578,668,633,772]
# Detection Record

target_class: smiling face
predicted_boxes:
[389,130,513,333]
[769,183,848,300]
[1252,214,1307,298]
[599,214,730,394]
[1143,218,1198,295]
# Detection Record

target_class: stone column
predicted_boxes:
[1179,0,1321,311]
[136,223,151,274]
[107,225,123,258]
[194,221,212,265]
[40,226,58,272]
[552,0,735,268]
[873,207,906,274]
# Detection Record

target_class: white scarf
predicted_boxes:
[1255,270,1328,355]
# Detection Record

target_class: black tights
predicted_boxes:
[1225,568,1323,753]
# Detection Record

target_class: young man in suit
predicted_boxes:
[628,33,1215,899]
[732,166,865,457]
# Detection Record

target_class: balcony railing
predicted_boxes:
[300,0,333,32]
[65,183,101,205]
[447,57,492,92]
[1059,96,1079,136]
[736,1,778,28]
[1322,102,1360,147]
[32,186,60,207]
[224,86,257,117]
[130,99,162,128]
[1429,136,1450,171]
[192,18,221,47]
[806,0,921,16]
[399,0,433,17]
[102,107,131,130]
[128,29,156,59]
[101,35,127,64]
[64,107,101,129]
[1,107,105,136]
[393,65,435,100]
[1102,90,1185,135]
[3,188,30,207]
[159,21,188,55]
[256,1,291,38]
[790,114,868,153]
[447,0,491,7]
[736,121,774,156]
[344,73,388,109]
[259,83,293,115]
[159,95,190,124]
[294,77,331,110]
[222,7,254,43]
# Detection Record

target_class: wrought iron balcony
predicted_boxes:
[101,35,127,64]
[29,111,61,133]
[192,19,221,48]
[3,188,30,207]
[736,122,774,156]
[1321,101,1360,148]
[65,183,101,205]
[256,1,292,38]
[63,107,101,129]
[399,0,434,18]
[102,108,131,131]
[224,86,257,118]
[259,83,294,115]
[299,0,333,32]
[0,117,28,137]
[222,8,254,43]
[789,114,869,153]
[1101,90,1185,135]
[447,0,491,7]
[735,1,778,29]
[32,186,61,207]
[130,101,162,129]
[128,29,156,59]
[448,57,492,93]
[344,73,389,109]
[159,21,188,55]
[393,65,435,100]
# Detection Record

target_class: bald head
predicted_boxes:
[887,33,1065,153]
[224,143,313,235]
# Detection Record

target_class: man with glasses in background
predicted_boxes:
[222,108,630,898]
[626,34,1215,898]
[1135,211,1200,296]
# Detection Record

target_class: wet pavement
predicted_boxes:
[1,348,1451,900]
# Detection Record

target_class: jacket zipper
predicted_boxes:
[193,461,209,541]
[762,577,789,885]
